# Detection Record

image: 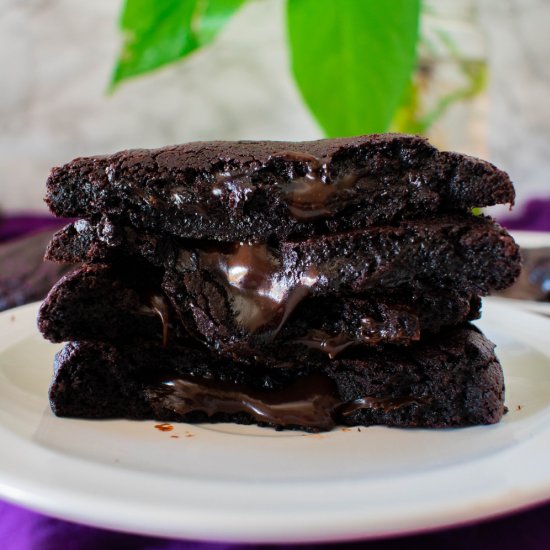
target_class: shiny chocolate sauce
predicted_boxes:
[141,291,171,347]
[146,372,429,431]
[296,316,420,359]
[148,372,339,431]
[198,242,318,333]
[209,152,367,222]
[274,151,364,221]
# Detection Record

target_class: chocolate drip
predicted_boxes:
[296,315,420,359]
[209,152,369,222]
[198,242,318,333]
[275,151,364,221]
[147,372,429,431]
[142,291,171,347]
[148,372,340,431]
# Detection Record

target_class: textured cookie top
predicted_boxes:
[45,134,515,242]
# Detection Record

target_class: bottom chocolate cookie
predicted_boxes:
[49,324,505,432]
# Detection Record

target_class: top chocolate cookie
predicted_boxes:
[46,134,515,242]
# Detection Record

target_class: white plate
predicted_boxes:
[511,230,550,247]
[0,300,550,543]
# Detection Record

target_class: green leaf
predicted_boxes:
[111,0,247,89]
[286,0,421,137]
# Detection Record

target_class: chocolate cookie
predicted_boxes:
[49,325,505,432]
[38,264,481,363]
[46,134,515,242]
[45,214,519,342]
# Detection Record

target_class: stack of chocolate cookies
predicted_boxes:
[39,134,521,432]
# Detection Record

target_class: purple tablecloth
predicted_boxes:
[1,206,549,550]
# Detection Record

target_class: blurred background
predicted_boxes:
[0,0,549,221]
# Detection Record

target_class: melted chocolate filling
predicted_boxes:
[296,315,421,359]
[146,372,429,431]
[175,236,424,350]
[141,291,172,347]
[208,152,370,222]
[194,242,318,333]
[276,152,364,220]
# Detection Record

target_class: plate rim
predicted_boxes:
[507,229,550,247]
